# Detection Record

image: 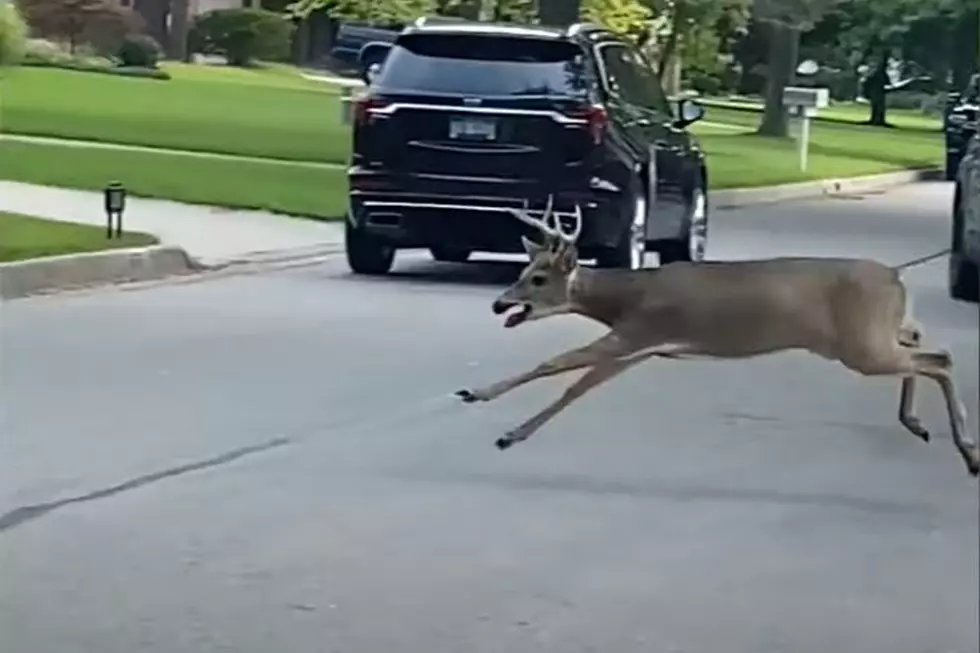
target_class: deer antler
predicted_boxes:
[507,195,582,245]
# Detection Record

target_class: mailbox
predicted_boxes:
[781,87,830,173]
[782,86,829,110]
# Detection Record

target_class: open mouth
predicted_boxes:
[503,304,532,328]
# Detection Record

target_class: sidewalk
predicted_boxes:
[0,134,344,169]
[0,180,345,267]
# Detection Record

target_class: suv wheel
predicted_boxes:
[949,196,979,301]
[595,181,647,270]
[345,220,395,275]
[659,181,708,265]
[430,246,472,263]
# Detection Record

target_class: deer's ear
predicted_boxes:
[521,235,543,257]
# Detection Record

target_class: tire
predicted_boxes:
[949,197,979,302]
[594,179,647,270]
[946,152,961,182]
[430,245,471,263]
[345,219,395,275]
[658,180,708,265]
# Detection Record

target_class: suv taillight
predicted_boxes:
[354,96,389,127]
[568,104,607,145]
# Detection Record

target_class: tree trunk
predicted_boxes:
[133,0,169,51]
[168,0,190,62]
[757,22,798,138]
[291,17,310,66]
[865,49,889,127]
[951,8,979,91]
[663,55,682,96]
[451,0,481,20]
[537,0,579,27]
[656,4,684,81]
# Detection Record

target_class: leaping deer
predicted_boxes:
[456,195,980,477]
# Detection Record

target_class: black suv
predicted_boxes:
[344,19,709,274]
[945,74,979,181]
[950,131,979,302]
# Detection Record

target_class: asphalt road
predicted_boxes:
[2,181,977,653]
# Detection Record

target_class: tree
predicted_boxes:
[645,0,749,82]
[0,2,28,68]
[169,0,191,61]
[581,0,652,42]
[287,0,437,24]
[537,0,580,25]
[818,0,975,126]
[18,0,143,54]
[752,0,841,137]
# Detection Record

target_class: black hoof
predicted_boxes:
[495,437,514,450]
[456,389,478,403]
[917,429,931,443]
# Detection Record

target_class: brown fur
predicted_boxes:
[458,235,979,477]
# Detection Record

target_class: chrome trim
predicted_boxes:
[589,176,620,192]
[362,200,595,217]
[368,103,588,125]
[407,140,538,155]
[412,172,520,184]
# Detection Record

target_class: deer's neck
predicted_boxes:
[566,265,646,327]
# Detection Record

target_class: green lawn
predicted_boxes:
[0,211,157,262]
[700,97,942,132]
[692,107,943,187]
[0,141,350,218]
[0,64,350,163]
[0,64,946,217]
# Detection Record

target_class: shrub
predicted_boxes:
[23,37,69,64]
[20,37,170,80]
[118,34,161,68]
[0,2,29,67]
[190,8,295,67]
[685,68,723,97]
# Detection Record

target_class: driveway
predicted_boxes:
[1,181,976,653]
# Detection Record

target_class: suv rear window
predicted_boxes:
[374,34,590,98]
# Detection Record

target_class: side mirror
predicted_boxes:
[358,41,392,85]
[674,98,705,128]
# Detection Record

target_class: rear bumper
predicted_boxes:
[347,168,627,252]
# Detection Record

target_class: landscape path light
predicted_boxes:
[103,181,126,239]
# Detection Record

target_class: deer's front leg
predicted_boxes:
[456,332,631,404]
[495,353,651,449]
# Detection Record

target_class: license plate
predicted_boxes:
[449,115,497,141]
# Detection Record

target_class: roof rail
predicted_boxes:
[413,15,474,28]
[565,22,606,37]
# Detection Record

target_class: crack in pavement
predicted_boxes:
[0,437,291,534]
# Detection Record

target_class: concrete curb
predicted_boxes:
[711,168,943,209]
[210,242,348,269]
[0,245,206,300]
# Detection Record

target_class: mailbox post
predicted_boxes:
[340,85,354,126]
[782,87,829,172]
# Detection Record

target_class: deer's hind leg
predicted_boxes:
[841,342,978,476]
[898,376,930,442]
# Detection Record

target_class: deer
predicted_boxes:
[455,195,980,477]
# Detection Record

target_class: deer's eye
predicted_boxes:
[530,275,547,287]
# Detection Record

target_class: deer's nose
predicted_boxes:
[492,299,517,314]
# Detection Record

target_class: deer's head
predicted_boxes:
[492,196,581,328]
